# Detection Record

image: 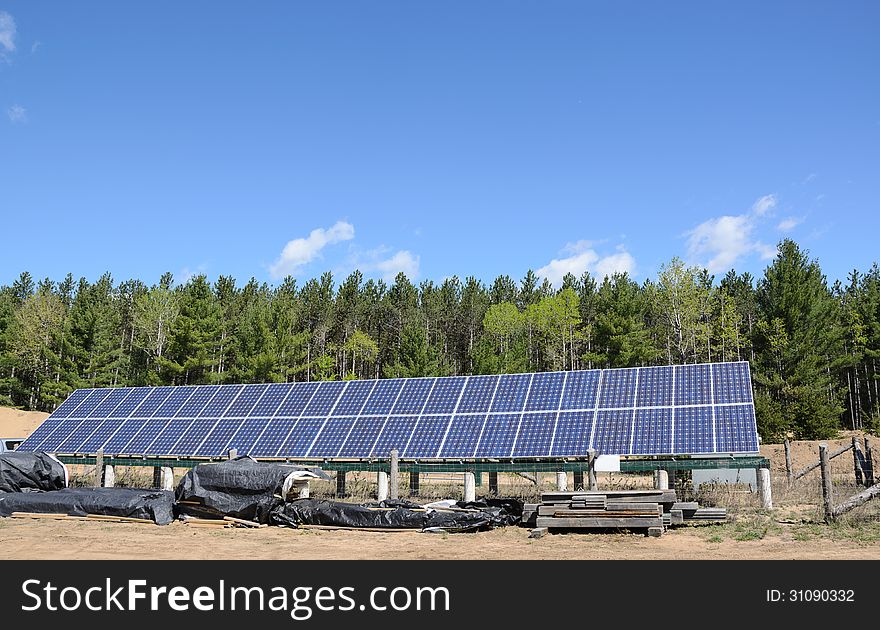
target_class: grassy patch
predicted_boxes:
[697,514,782,542]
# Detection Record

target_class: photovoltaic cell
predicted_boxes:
[123,419,172,454]
[599,369,637,408]
[171,419,220,454]
[403,415,452,458]
[146,420,195,455]
[438,415,486,458]
[250,419,299,457]
[391,379,435,414]
[524,373,564,411]
[713,362,752,404]
[274,382,320,417]
[512,412,556,457]
[225,418,272,455]
[78,419,125,453]
[56,419,104,453]
[195,419,245,457]
[474,414,519,457]
[278,418,324,457]
[67,390,111,419]
[197,385,243,417]
[48,389,92,418]
[174,386,218,417]
[636,366,673,407]
[331,380,375,416]
[337,416,386,458]
[371,416,418,457]
[630,408,672,455]
[102,418,150,453]
[673,406,714,453]
[15,417,65,451]
[88,389,133,417]
[360,379,405,415]
[593,409,632,454]
[456,375,498,413]
[37,418,88,452]
[224,384,269,417]
[675,364,712,406]
[307,417,356,457]
[249,383,294,416]
[559,371,599,410]
[130,387,174,417]
[302,381,346,416]
[421,377,466,414]
[550,411,593,457]
[109,388,151,417]
[715,405,758,452]
[153,388,196,417]
[490,374,531,413]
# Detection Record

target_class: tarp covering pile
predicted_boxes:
[0,487,175,524]
[175,456,329,524]
[270,497,523,532]
[0,451,67,493]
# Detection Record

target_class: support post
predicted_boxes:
[488,471,499,495]
[819,444,834,523]
[757,467,773,510]
[152,466,162,489]
[556,472,568,491]
[102,464,115,488]
[94,449,104,487]
[573,470,584,491]
[389,449,399,500]
[377,471,389,501]
[587,451,598,490]
[852,436,864,486]
[655,469,669,490]
[410,472,420,497]
[336,471,346,497]
[227,448,238,460]
[463,472,476,502]
[864,438,874,487]
[784,438,793,484]
[161,467,174,492]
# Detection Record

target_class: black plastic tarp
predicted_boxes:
[270,498,521,532]
[0,451,67,493]
[0,487,175,524]
[175,456,329,524]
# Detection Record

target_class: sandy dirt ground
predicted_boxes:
[1,406,878,559]
[1,518,878,560]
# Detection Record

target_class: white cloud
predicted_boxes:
[537,243,635,286]
[777,216,803,232]
[750,194,777,217]
[686,194,787,273]
[269,220,355,279]
[0,12,15,54]
[7,104,26,123]
[372,250,420,281]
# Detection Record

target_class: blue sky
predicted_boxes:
[1,2,878,289]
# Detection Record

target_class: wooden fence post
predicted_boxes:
[587,450,598,490]
[389,449,399,500]
[819,444,834,523]
[864,438,875,487]
[852,436,864,486]
[94,449,104,487]
[784,439,793,483]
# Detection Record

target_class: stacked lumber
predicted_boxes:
[524,489,727,535]
[10,512,156,525]
[534,490,670,534]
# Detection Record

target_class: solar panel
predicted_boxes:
[17,361,758,459]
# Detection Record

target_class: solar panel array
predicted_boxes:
[16,361,758,459]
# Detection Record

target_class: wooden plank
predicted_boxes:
[84,514,156,524]
[528,527,548,539]
[604,502,661,513]
[670,509,684,525]
[549,510,662,518]
[223,516,264,528]
[647,526,663,537]
[671,502,700,511]
[536,516,663,529]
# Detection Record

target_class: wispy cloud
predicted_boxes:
[7,104,26,123]
[537,241,635,286]
[685,194,782,273]
[372,250,420,281]
[0,11,16,59]
[269,220,355,279]
[344,245,421,281]
[777,216,804,232]
[750,194,777,217]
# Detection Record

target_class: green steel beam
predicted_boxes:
[57,454,769,473]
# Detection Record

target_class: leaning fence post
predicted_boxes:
[864,438,875,487]
[784,438,793,484]
[819,444,834,523]
[852,436,864,486]
[95,449,104,487]
[389,449,399,500]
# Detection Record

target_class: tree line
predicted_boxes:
[1,239,878,442]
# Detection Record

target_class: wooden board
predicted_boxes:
[536,516,663,529]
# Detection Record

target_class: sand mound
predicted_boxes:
[0,407,50,438]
